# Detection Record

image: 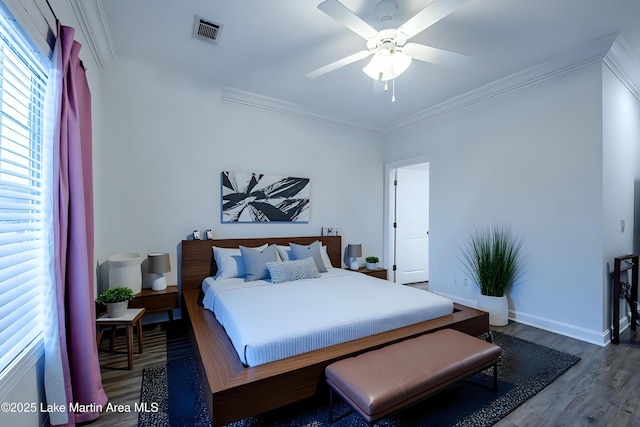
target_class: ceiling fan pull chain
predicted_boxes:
[392,78,396,102]
[384,80,388,92]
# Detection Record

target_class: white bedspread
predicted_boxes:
[202,268,453,366]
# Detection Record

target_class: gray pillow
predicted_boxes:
[266,257,320,284]
[240,244,278,282]
[289,241,328,273]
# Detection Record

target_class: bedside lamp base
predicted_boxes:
[151,274,167,291]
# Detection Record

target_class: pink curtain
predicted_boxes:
[49,23,107,425]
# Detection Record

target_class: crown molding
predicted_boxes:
[221,87,381,135]
[68,0,114,70]
[385,33,619,133]
[603,34,640,101]
[223,34,621,135]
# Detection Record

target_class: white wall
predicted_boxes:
[602,63,640,332]
[93,58,384,300]
[382,63,606,343]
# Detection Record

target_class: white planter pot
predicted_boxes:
[366,262,378,270]
[477,294,509,326]
[108,252,143,294]
[106,301,128,318]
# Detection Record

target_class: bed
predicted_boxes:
[181,235,489,426]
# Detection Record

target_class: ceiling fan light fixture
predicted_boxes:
[391,50,412,75]
[362,49,412,81]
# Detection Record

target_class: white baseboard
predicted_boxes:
[510,310,609,347]
[434,290,612,346]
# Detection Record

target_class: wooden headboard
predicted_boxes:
[180,235,342,289]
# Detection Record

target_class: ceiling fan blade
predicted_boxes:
[403,43,469,66]
[306,50,372,79]
[399,0,469,39]
[318,0,378,40]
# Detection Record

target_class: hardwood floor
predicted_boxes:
[89,321,193,426]
[90,318,640,426]
[494,322,640,427]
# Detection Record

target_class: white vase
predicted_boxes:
[477,294,509,326]
[106,301,128,318]
[108,252,143,294]
[366,262,378,270]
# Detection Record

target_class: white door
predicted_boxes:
[394,165,429,284]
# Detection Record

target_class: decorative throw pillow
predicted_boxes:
[212,244,268,280]
[266,257,321,284]
[278,243,332,268]
[240,244,278,282]
[289,241,328,273]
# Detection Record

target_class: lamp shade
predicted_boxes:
[148,253,171,274]
[346,244,362,258]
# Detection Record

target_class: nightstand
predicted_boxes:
[351,267,388,280]
[129,285,179,321]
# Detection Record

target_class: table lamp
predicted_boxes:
[148,253,171,291]
[346,244,362,270]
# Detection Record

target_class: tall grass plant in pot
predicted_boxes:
[459,225,525,326]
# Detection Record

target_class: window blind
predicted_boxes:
[0,5,50,376]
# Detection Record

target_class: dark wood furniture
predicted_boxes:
[96,308,145,370]
[612,254,639,344]
[181,236,489,426]
[352,266,388,279]
[129,286,179,321]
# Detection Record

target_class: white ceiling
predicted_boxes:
[54,0,640,132]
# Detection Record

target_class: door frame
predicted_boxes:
[383,155,431,283]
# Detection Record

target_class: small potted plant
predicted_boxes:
[365,256,379,270]
[96,286,135,318]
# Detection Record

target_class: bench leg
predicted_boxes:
[328,387,334,424]
[328,386,373,426]
[485,330,493,343]
[492,363,498,391]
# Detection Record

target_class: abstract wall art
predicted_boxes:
[221,171,310,223]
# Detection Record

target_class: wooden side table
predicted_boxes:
[96,308,145,370]
[351,267,388,280]
[129,285,179,321]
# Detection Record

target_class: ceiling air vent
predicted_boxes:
[193,16,222,45]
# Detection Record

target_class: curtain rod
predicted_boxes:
[44,0,88,70]
[45,0,58,23]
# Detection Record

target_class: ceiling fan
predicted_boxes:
[307,0,469,83]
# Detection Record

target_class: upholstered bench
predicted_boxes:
[325,328,502,424]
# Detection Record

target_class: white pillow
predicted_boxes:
[212,244,268,280]
[276,245,291,262]
[278,244,333,268]
[320,245,333,269]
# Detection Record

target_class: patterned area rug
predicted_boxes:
[139,331,580,427]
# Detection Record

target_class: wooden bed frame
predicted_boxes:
[180,236,489,426]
